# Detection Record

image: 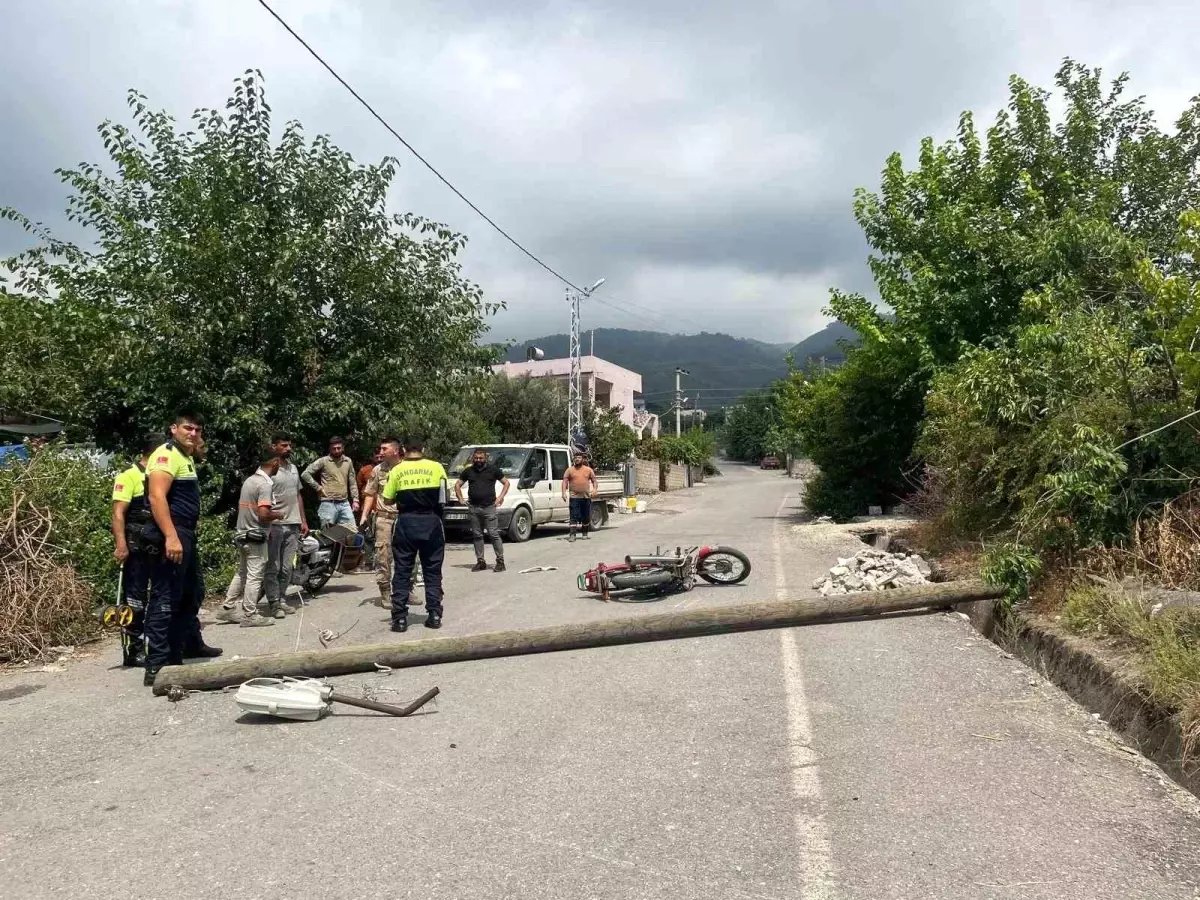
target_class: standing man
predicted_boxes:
[562,451,598,541]
[143,412,218,686]
[382,434,447,632]
[264,433,308,613]
[357,449,380,569]
[455,448,509,572]
[360,437,401,607]
[302,436,359,530]
[110,434,159,668]
[218,448,283,626]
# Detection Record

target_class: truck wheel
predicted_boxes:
[507,506,533,542]
[589,502,608,530]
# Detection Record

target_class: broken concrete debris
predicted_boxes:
[811,548,933,595]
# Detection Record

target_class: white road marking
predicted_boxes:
[775,490,837,898]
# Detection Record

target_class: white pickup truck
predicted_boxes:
[441,443,625,542]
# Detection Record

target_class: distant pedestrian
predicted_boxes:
[360,437,402,607]
[218,447,284,627]
[302,436,359,530]
[455,448,510,572]
[264,433,309,614]
[382,434,448,632]
[562,451,598,541]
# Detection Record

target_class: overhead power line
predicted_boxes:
[640,386,773,396]
[254,0,582,293]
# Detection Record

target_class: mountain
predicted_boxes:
[497,324,863,413]
[787,321,860,367]
[499,328,789,412]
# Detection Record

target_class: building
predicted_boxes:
[491,355,660,439]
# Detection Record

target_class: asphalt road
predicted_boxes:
[3,464,1200,899]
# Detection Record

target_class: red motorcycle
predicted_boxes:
[578,545,752,601]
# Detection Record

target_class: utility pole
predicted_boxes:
[567,279,606,449]
[567,287,581,449]
[589,329,595,403]
[674,367,689,437]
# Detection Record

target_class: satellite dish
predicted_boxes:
[526,346,545,361]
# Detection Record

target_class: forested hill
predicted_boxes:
[498,324,860,410]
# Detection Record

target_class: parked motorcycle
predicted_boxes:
[578,544,752,601]
[252,529,356,600]
[292,530,345,593]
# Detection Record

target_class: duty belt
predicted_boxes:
[375,511,397,520]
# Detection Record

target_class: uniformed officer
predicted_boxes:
[381,434,448,632]
[142,412,214,686]
[359,437,402,608]
[110,434,159,668]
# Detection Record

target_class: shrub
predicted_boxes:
[796,337,929,510]
[802,471,876,521]
[0,449,111,661]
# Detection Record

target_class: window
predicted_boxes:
[522,450,547,483]
[550,449,569,481]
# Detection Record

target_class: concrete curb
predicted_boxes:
[960,597,1200,798]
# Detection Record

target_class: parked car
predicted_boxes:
[759,455,781,470]
[441,443,624,542]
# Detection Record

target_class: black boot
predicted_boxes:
[143,666,160,688]
[122,642,145,668]
[186,642,223,659]
[122,631,145,668]
[391,616,408,633]
[425,610,442,629]
[472,560,488,572]
[122,610,146,667]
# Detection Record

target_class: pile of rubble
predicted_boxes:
[811,548,933,595]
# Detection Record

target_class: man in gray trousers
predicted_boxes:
[454,448,510,572]
[264,433,309,614]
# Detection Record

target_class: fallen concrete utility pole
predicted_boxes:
[153,580,1003,695]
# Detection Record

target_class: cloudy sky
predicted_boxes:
[3,0,1199,344]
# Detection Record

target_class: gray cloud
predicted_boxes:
[2,0,1199,342]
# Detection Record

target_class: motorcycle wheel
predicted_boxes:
[697,547,752,585]
[305,570,333,593]
[606,569,675,591]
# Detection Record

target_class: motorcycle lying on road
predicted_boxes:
[578,544,752,601]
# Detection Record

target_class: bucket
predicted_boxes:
[634,500,647,514]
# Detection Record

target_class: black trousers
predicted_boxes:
[144,525,203,667]
[390,513,445,621]
[121,546,151,651]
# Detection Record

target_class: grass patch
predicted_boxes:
[1062,584,1200,764]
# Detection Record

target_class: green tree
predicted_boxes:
[1,71,499,489]
[582,404,638,469]
[800,59,1200,513]
[720,392,779,462]
[476,373,567,443]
